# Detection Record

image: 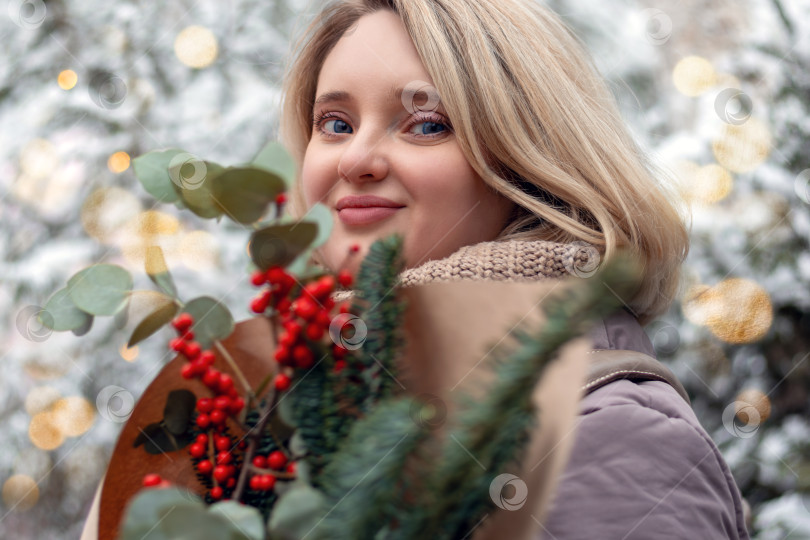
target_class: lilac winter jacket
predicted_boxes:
[539,310,750,539]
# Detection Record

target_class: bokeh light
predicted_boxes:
[24,386,61,416]
[676,161,733,205]
[2,475,40,512]
[81,187,142,244]
[107,151,131,173]
[28,411,65,451]
[49,396,95,437]
[19,139,58,179]
[673,56,717,96]
[180,230,220,270]
[120,344,139,362]
[57,69,78,90]
[712,117,772,173]
[735,388,771,425]
[174,26,219,69]
[682,279,773,343]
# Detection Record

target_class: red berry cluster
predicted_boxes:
[170,313,246,425]
[247,450,295,492]
[187,432,248,500]
[249,265,354,390]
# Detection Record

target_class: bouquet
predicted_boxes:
[42,143,640,540]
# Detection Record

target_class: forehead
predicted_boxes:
[314,10,436,100]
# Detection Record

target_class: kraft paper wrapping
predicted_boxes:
[82,279,588,539]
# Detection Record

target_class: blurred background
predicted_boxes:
[0,0,808,538]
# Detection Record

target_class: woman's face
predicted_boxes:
[301,10,515,274]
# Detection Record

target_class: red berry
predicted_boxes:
[339,303,351,314]
[215,436,231,452]
[197,398,214,413]
[275,193,287,205]
[338,270,353,287]
[274,345,290,364]
[228,397,245,415]
[266,267,286,285]
[218,374,234,393]
[181,363,195,379]
[214,395,231,411]
[252,455,267,469]
[213,465,230,483]
[142,473,162,487]
[334,359,346,373]
[197,460,213,475]
[196,413,211,429]
[238,440,247,450]
[305,324,324,341]
[276,298,292,314]
[315,309,332,329]
[286,462,296,474]
[250,270,267,286]
[318,275,336,295]
[210,486,223,500]
[190,358,207,375]
[183,341,201,360]
[268,450,287,470]
[200,350,216,366]
[293,297,318,321]
[181,330,195,341]
[172,313,194,333]
[249,475,263,491]
[189,442,206,458]
[274,373,291,391]
[217,451,233,465]
[349,244,360,253]
[210,409,226,425]
[226,477,236,489]
[195,433,209,445]
[250,295,269,314]
[258,474,275,491]
[202,369,220,389]
[293,345,314,369]
[170,338,186,352]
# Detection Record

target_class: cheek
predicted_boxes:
[300,144,330,206]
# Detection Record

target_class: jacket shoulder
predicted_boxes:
[540,379,750,540]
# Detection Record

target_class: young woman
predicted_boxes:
[280,0,750,538]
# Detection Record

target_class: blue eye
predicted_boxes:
[411,121,447,136]
[323,118,352,134]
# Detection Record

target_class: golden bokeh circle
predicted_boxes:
[174,26,219,69]
[28,411,65,450]
[2,475,40,512]
[673,56,717,97]
[50,396,95,437]
[683,279,773,344]
[81,187,142,244]
[57,69,78,90]
[734,388,771,425]
[180,230,220,270]
[107,151,131,173]
[694,164,733,204]
[24,386,61,416]
[120,343,139,362]
[712,118,772,173]
[127,210,180,237]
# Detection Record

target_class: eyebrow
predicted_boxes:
[312,85,443,109]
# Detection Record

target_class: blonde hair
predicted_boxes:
[280,0,689,324]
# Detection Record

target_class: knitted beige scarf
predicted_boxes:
[331,238,593,302]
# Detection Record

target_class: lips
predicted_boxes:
[336,195,404,226]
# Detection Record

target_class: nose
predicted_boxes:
[337,128,389,185]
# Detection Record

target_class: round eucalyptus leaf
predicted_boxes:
[170,158,225,219]
[248,223,318,270]
[211,166,286,224]
[68,264,133,316]
[41,288,92,331]
[268,485,328,540]
[183,296,234,349]
[251,141,296,188]
[209,502,265,540]
[132,149,184,203]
